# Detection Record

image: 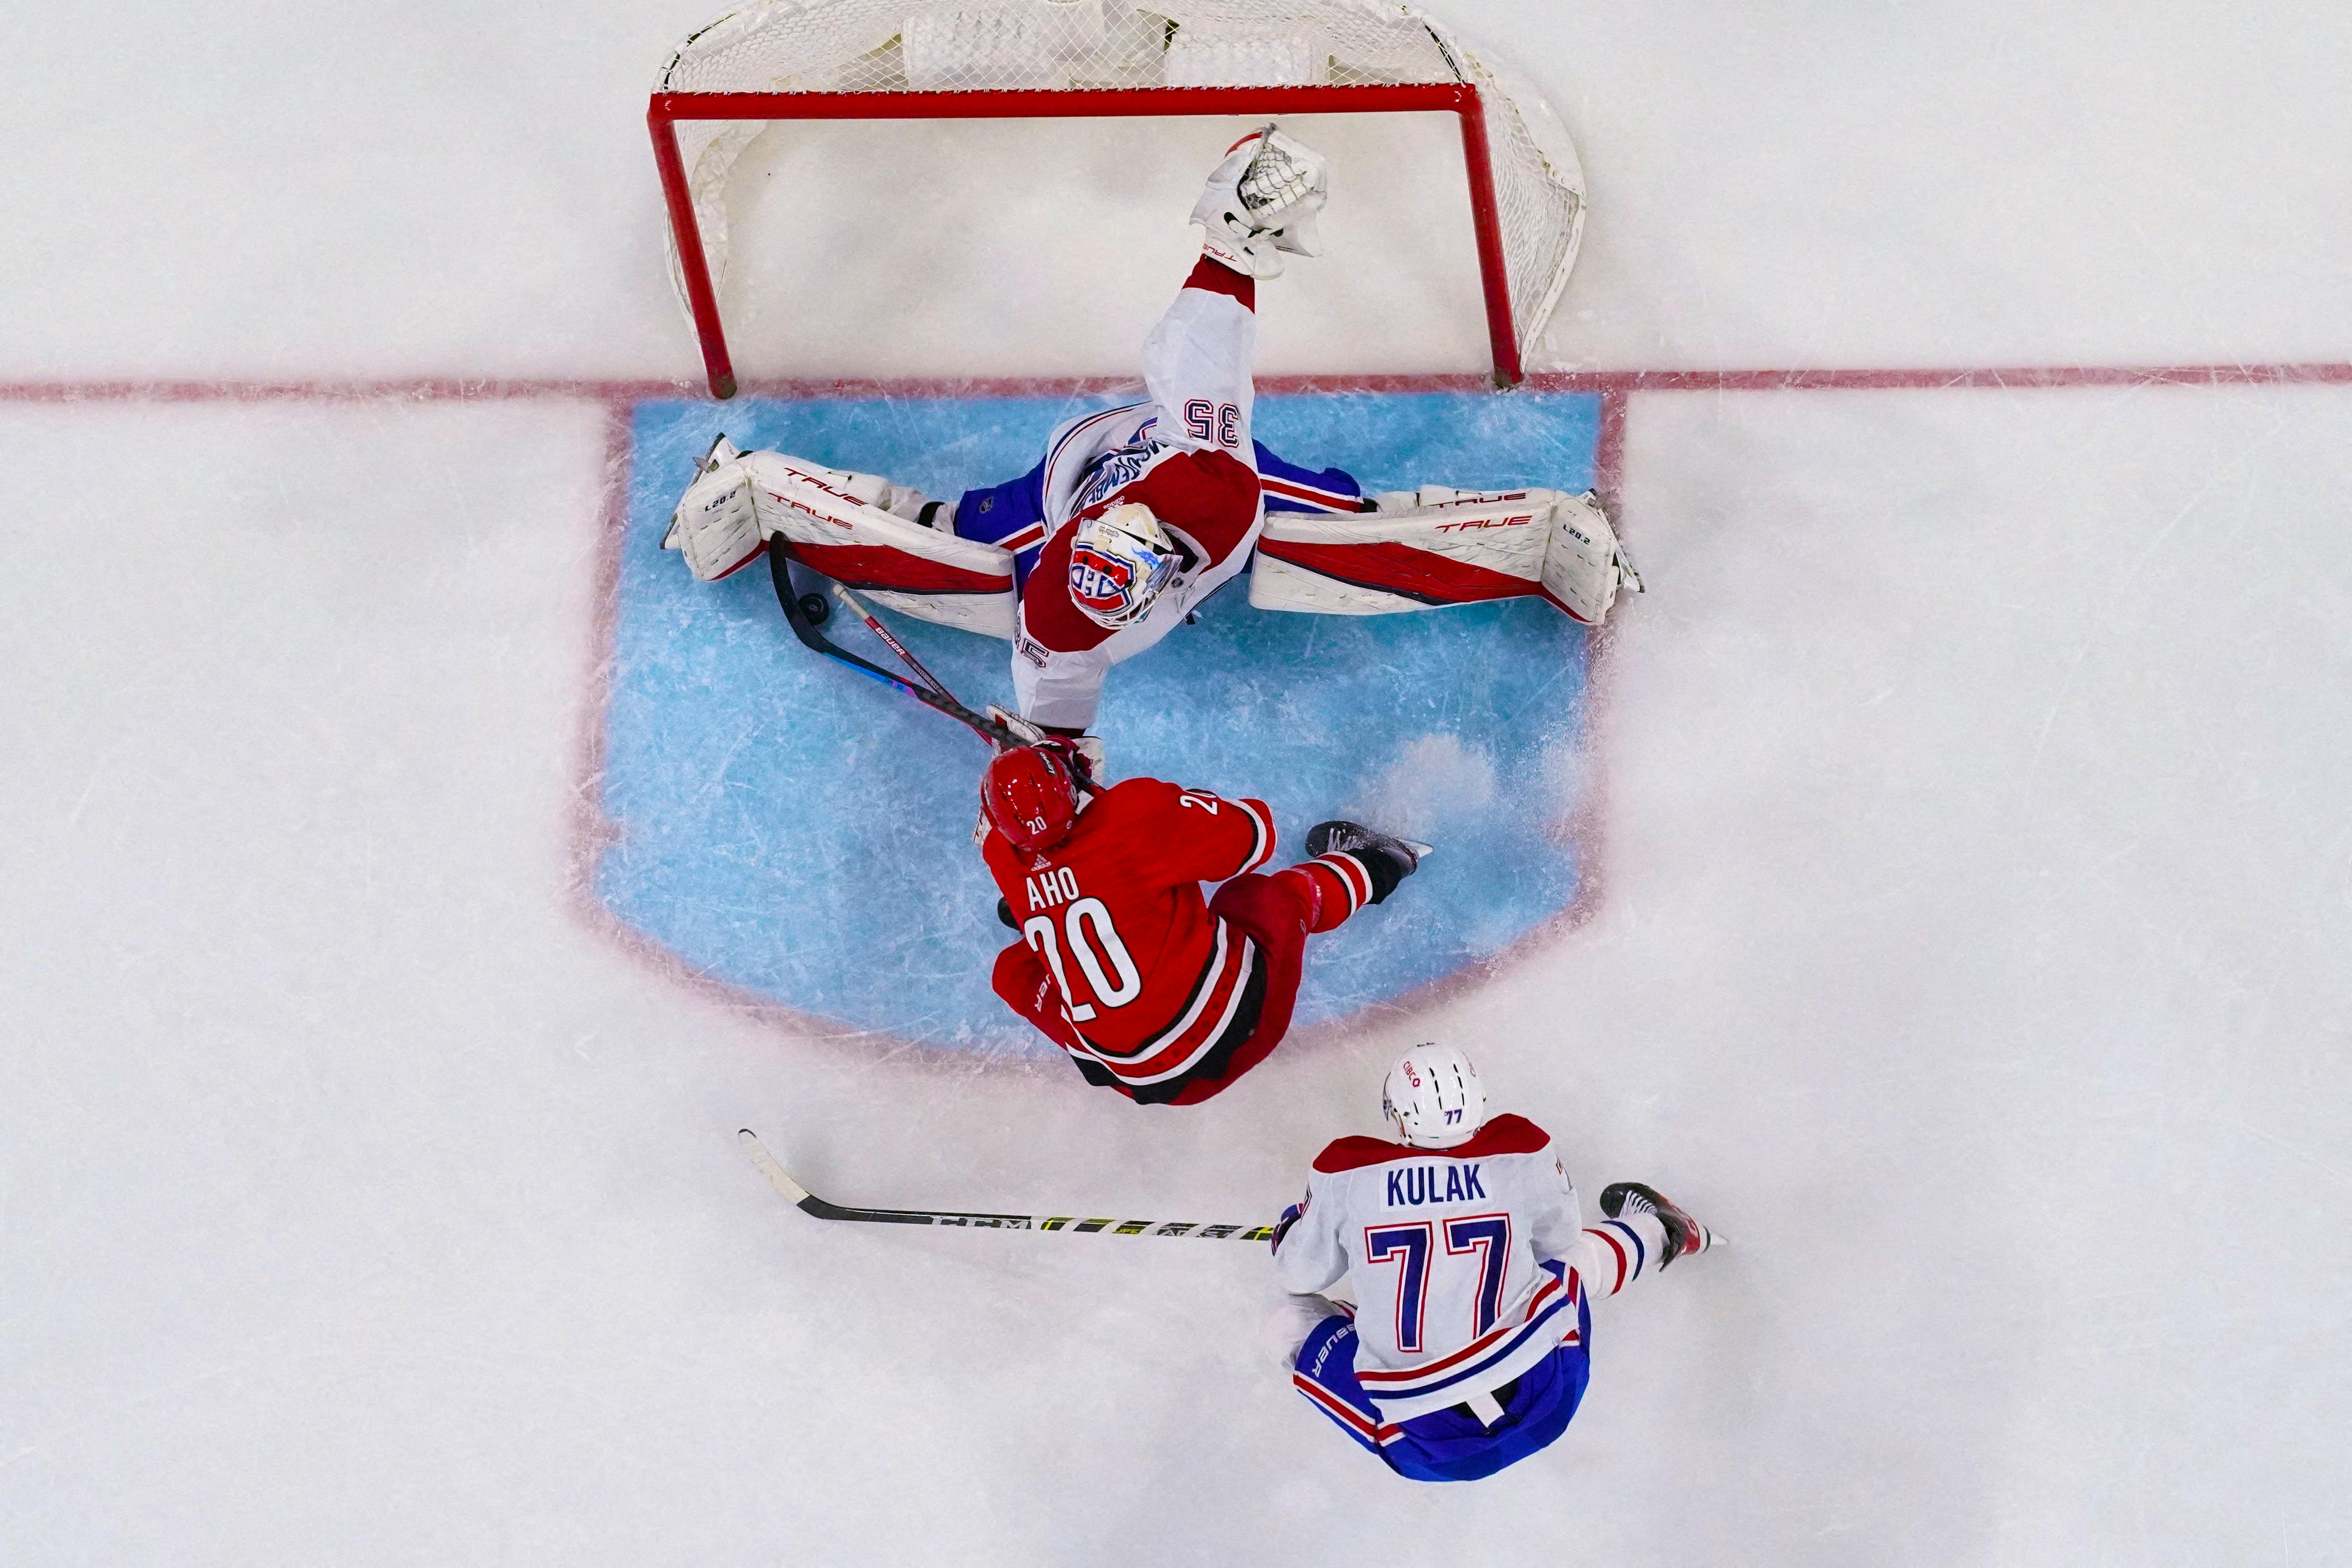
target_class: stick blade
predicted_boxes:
[739,1128,814,1208]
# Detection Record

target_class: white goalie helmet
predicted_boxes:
[1382,1043,1490,1150]
[1067,501,1180,629]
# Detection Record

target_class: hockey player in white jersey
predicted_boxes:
[662,128,1642,763]
[1269,1044,1717,1483]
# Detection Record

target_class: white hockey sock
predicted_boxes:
[1567,1212,1670,1300]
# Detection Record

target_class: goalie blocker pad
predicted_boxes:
[1247,488,1637,626]
[671,451,1017,639]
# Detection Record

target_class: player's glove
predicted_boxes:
[1269,1199,1306,1255]
[997,897,1017,930]
[1039,729,1105,789]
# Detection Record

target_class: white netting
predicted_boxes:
[658,0,1583,368]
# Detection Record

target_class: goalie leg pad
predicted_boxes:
[742,451,1019,639]
[663,439,766,581]
[1540,492,1643,625]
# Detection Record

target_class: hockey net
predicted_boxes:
[653,0,1586,393]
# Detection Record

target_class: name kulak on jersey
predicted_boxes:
[1386,1163,1488,1206]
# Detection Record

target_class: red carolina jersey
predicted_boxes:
[984,776,1276,1091]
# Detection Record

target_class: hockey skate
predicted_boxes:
[1598,1182,1719,1267]
[1305,821,1430,905]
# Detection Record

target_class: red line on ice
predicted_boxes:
[17,360,2345,1063]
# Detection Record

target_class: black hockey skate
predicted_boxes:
[1304,821,1430,906]
[1598,1182,1717,1268]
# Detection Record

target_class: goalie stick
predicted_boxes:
[739,1129,1276,1241]
[769,548,1022,752]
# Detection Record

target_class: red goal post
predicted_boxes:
[649,1,1587,398]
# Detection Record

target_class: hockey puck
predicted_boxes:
[798,593,830,625]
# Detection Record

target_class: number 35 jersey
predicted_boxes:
[1273,1116,1590,1423]
[982,777,1276,1092]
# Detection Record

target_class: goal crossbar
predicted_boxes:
[648,82,1521,398]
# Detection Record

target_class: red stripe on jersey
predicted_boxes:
[1310,1115,1553,1174]
[1183,256,1256,311]
[1354,1274,1563,1385]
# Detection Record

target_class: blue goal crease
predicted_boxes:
[596,390,1602,1052]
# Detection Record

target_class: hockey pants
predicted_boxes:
[1288,1209,1676,1482]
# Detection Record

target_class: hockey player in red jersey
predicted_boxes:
[977,741,1425,1105]
[1269,1045,1719,1482]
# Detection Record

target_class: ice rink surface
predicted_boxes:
[3,1,2350,1563]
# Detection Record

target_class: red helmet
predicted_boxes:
[980,745,1081,854]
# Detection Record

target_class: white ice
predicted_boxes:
[3,0,2349,1562]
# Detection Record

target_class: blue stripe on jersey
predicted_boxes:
[1254,438,1365,513]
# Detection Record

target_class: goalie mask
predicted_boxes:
[1382,1043,1490,1150]
[980,744,1081,856]
[1066,502,1178,630]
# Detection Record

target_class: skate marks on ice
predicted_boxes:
[588,391,1601,1051]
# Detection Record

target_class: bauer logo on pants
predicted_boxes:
[588,390,1605,1054]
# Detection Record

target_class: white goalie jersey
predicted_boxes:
[1273,1114,1588,1423]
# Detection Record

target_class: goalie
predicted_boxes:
[663,126,1642,760]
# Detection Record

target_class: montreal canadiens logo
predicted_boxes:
[1069,545,1136,614]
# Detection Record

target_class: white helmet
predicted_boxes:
[1382,1043,1490,1149]
[1067,502,1179,629]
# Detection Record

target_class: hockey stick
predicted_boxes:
[740,1130,1276,1241]
[827,581,955,698]
[769,546,1021,751]
[828,580,1106,798]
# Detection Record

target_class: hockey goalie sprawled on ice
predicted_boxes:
[662,126,1641,752]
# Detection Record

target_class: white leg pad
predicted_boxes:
[1250,485,1641,627]
[1541,491,1643,626]
[743,452,1017,639]
[663,440,767,581]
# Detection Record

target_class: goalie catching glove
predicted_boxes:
[1191,125,1329,279]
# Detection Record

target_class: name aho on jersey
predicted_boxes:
[1025,865,1081,912]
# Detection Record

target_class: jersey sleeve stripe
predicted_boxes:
[1260,474,1360,512]
[1236,796,1273,872]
